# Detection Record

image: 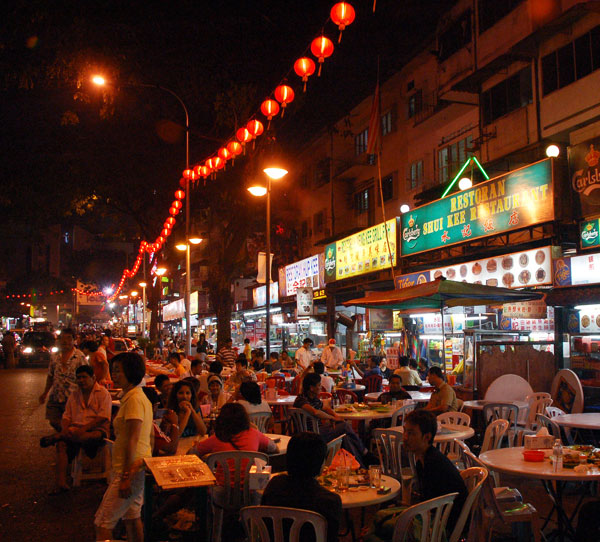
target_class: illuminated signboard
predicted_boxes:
[163,298,185,321]
[282,254,321,297]
[324,218,397,283]
[580,217,600,249]
[253,282,279,307]
[401,159,554,256]
[554,253,600,287]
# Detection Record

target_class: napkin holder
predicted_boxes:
[249,461,271,490]
[524,434,554,450]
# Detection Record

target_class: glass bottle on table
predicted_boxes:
[552,439,563,472]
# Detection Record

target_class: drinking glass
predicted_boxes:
[337,466,350,492]
[368,465,381,489]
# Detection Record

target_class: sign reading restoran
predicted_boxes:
[324,219,397,282]
[401,159,554,256]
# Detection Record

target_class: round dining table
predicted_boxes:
[176,433,290,456]
[389,423,474,443]
[364,390,432,403]
[335,384,366,393]
[480,446,600,541]
[552,413,600,430]
[265,395,297,406]
[333,404,398,421]
[462,399,529,411]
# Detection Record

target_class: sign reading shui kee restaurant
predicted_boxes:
[401,159,554,256]
[324,219,397,283]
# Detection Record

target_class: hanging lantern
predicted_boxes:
[260,99,280,127]
[161,228,170,237]
[182,169,193,179]
[175,189,185,200]
[172,200,182,210]
[294,57,316,92]
[247,119,264,139]
[310,36,334,76]
[274,85,295,117]
[330,2,355,42]
[227,140,243,156]
[236,127,252,144]
[218,147,231,162]
[179,177,187,188]
[157,236,165,245]
[199,165,210,177]
[213,156,224,170]
[169,206,179,216]
[166,217,176,227]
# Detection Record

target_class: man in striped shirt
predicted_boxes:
[216,338,237,368]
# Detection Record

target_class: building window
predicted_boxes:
[355,128,368,155]
[313,211,325,234]
[301,220,308,239]
[381,174,394,201]
[314,158,329,187]
[478,0,525,34]
[438,10,472,61]
[438,135,473,184]
[381,110,393,136]
[407,90,422,119]
[354,188,370,214]
[408,160,424,190]
[542,26,600,95]
[481,67,532,124]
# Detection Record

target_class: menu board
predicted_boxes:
[324,219,397,282]
[144,455,215,490]
[577,306,600,333]
[430,246,552,289]
[554,253,600,287]
[281,254,321,297]
[500,307,555,332]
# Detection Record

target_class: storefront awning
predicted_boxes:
[343,277,543,310]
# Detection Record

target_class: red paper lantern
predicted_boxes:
[330,2,355,42]
[172,200,182,210]
[247,119,264,139]
[311,36,334,76]
[161,228,170,237]
[213,156,224,170]
[260,99,280,122]
[236,127,252,144]
[157,236,165,245]
[175,189,185,200]
[179,177,187,188]
[294,57,316,92]
[274,85,295,117]
[182,169,193,179]
[169,206,179,216]
[218,147,231,161]
[166,217,176,227]
[227,141,243,156]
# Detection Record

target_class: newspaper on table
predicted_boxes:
[144,455,216,489]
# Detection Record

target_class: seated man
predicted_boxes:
[43,365,112,495]
[198,360,224,394]
[188,358,203,379]
[294,373,370,466]
[423,366,458,414]
[394,355,423,387]
[350,355,383,391]
[313,361,334,393]
[403,410,467,533]
[378,374,411,404]
[262,432,342,542]
[154,374,172,408]
[226,355,257,391]
[263,351,283,374]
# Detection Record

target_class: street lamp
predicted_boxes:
[139,282,147,338]
[176,237,203,344]
[248,164,288,357]
[92,74,193,356]
[130,291,139,330]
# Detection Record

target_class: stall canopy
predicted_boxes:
[343,278,544,310]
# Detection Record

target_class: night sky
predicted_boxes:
[0,0,455,238]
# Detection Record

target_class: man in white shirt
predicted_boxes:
[394,356,423,387]
[313,361,335,393]
[321,338,344,370]
[295,338,314,370]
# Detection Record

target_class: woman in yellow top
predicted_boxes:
[95,352,153,542]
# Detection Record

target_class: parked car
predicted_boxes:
[19,331,57,366]
[112,338,131,354]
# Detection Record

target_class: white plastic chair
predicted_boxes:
[241,505,327,542]
[448,467,488,542]
[391,492,458,542]
[324,434,345,468]
[524,396,553,430]
[545,406,565,418]
[480,419,509,455]
[288,408,321,434]
[71,439,113,487]
[390,403,416,426]
[205,450,269,542]
[437,412,471,462]
[482,403,518,446]
[249,412,273,433]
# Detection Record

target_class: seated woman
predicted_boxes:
[236,381,272,415]
[166,380,207,438]
[147,352,187,378]
[200,375,229,415]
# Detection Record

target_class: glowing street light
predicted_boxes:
[458,177,473,191]
[400,204,410,214]
[546,144,560,158]
[139,282,147,338]
[155,267,167,276]
[91,75,106,86]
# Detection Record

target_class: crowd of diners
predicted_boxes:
[36,328,600,541]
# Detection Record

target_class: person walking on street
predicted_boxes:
[2,331,16,369]
[39,328,88,431]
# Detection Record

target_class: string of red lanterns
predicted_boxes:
[4,290,65,299]
[105,2,357,301]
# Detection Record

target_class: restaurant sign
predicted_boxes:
[502,300,547,319]
[163,298,185,321]
[394,270,431,289]
[401,159,554,256]
[324,218,397,283]
[569,138,600,217]
[253,282,279,307]
[279,254,322,297]
[580,217,600,249]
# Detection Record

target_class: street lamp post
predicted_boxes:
[248,166,288,357]
[92,75,192,357]
[139,282,147,338]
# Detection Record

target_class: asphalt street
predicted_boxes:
[0,369,105,541]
